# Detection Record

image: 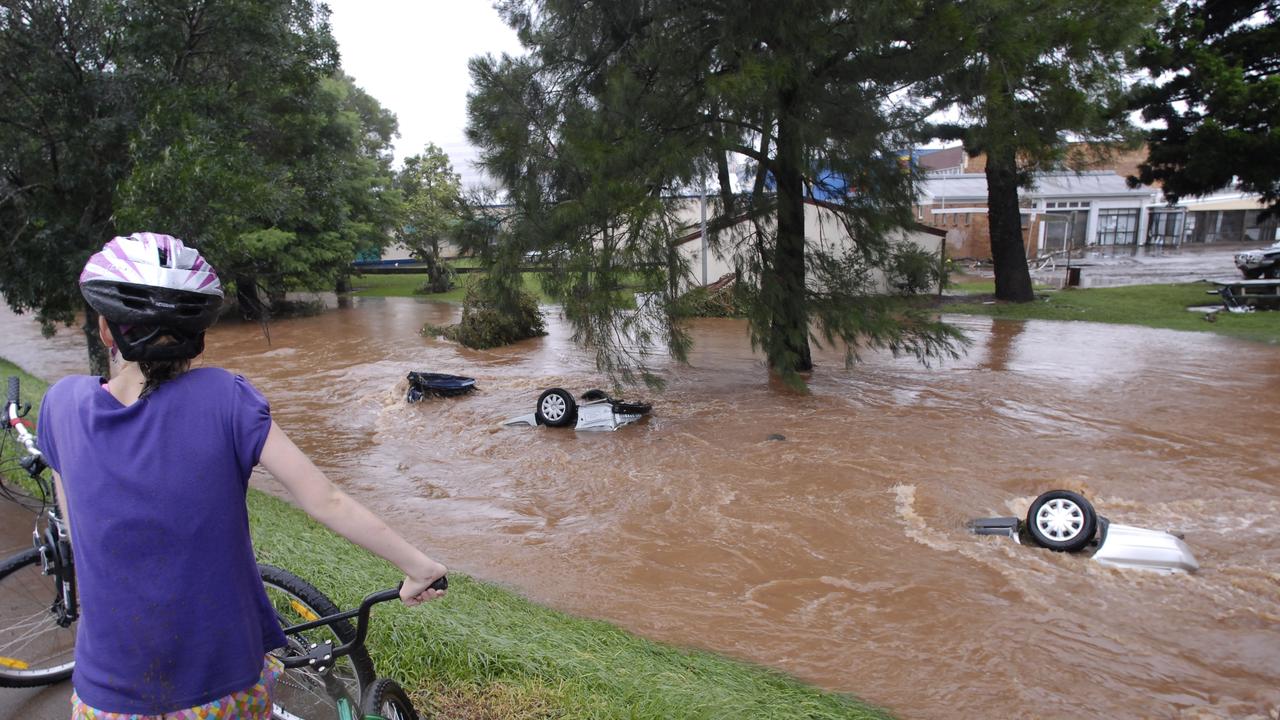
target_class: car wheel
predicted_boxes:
[1265,265,1280,279]
[610,400,652,415]
[581,388,609,402]
[1026,490,1097,553]
[535,388,577,427]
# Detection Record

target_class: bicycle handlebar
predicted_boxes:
[4,376,42,462]
[279,576,447,671]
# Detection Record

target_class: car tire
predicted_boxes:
[1266,265,1280,280]
[1026,490,1097,553]
[535,388,577,427]
[610,400,652,415]
[581,388,609,402]
[1242,267,1263,279]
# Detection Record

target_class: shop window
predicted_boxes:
[1096,208,1139,245]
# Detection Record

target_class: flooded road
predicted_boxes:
[3,299,1278,719]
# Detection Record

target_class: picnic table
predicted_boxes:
[1208,278,1280,311]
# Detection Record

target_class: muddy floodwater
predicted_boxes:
[3,299,1278,719]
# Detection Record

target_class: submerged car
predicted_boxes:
[1234,241,1280,279]
[504,388,651,432]
[969,489,1198,574]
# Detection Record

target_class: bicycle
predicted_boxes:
[265,571,439,720]
[1,375,443,718]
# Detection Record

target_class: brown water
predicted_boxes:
[4,299,1279,719]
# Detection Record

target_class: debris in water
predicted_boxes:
[767,433,786,441]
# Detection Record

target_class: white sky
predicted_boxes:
[323,0,525,188]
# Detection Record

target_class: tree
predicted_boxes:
[925,0,1160,302]
[0,0,133,373]
[395,144,463,293]
[0,1,398,372]
[467,0,966,385]
[1130,0,1280,212]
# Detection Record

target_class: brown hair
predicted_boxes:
[118,327,193,398]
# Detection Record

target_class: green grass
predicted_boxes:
[942,281,1280,344]
[3,359,892,720]
[249,491,889,719]
[0,356,51,491]
[350,271,548,303]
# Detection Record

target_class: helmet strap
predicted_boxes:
[105,320,205,362]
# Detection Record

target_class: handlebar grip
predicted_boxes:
[6,376,17,405]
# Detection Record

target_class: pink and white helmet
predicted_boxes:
[80,233,224,360]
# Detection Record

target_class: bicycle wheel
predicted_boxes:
[259,565,375,719]
[0,547,75,686]
[360,678,420,720]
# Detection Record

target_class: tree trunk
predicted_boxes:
[236,275,264,320]
[81,302,108,378]
[765,98,813,374]
[984,143,1035,302]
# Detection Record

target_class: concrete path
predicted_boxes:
[0,504,71,719]
[0,683,70,720]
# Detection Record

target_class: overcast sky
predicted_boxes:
[323,1,525,187]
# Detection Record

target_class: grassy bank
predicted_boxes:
[1,357,891,720]
[350,270,548,303]
[942,281,1280,344]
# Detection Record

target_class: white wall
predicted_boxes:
[675,200,944,293]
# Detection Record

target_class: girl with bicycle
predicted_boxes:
[36,232,448,719]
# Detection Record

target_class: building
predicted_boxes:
[676,196,946,293]
[916,171,1160,259]
[913,144,1277,259]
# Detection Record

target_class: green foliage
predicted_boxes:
[0,1,400,336]
[1131,1,1280,212]
[424,281,547,349]
[396,144,464,293]
[887,245,943,296]
[467,1,968,386]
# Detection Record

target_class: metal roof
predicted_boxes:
[919,172,1157,203]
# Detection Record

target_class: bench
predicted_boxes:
[1208,278,1280,311]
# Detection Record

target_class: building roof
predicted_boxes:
[917,146,967,172]
[918,172,1157,204]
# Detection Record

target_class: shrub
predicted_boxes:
[675,274,746,317]
[887,245,943,295]
[424,283,546,349]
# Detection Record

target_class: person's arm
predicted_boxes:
[258,420,446,606]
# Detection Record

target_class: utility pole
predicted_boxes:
[700,173,708,286]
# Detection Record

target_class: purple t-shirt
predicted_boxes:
[37,368,287,714]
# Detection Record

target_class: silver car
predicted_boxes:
[1234,241,1280,279]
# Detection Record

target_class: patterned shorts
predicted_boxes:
[70,655,284,720]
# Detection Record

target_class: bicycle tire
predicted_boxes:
[0,547,76,686]
[259,565,376,719]
[360,678,420,720]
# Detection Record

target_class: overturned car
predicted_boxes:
[968,489,1198,574]
[504,388,651,432]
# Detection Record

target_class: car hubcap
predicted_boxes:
[541,395,566,421]
[1036,499,1083,541]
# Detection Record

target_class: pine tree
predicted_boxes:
[1131,0,1280,211]
[925,0,1159,302]
[467,0,966,384]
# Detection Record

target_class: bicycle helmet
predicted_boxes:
[79,232,224,361]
